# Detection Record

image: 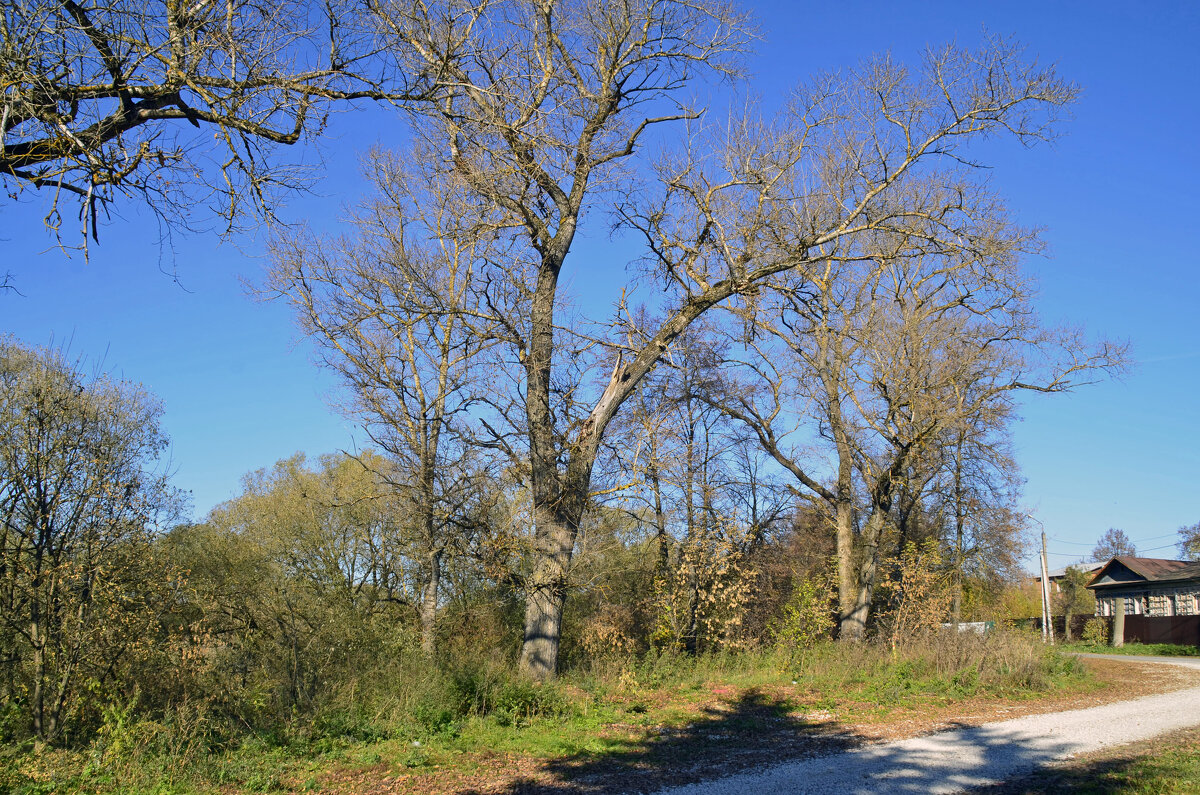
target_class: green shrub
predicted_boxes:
[311,709,389,744]
[410,698,458,738]
[492,680,570,727]
[772,572,835,657]
[1082,618,1109,645]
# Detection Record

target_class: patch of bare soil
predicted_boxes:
[307,657,1200,795]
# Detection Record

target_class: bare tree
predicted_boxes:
[1,0,421,245]
[1092,527,1136,561]
[268,148,499,655]
[702,224,1120,640]
[606,360,676,579]
[1179,522,1200,561]
[937,418,1028,622]
[323,0,1079,676]
[357,0,752,678]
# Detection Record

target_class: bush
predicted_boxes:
[491,680,570,727]
[1082,618,1109,645]
[772,570,835,657]
[410,699,458,738]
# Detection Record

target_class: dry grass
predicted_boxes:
[5,631,1176,794]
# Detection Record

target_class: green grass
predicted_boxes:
[1064,641,1200,657]
[0,633,1096,794]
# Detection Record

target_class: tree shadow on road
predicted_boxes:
[967,724,1200,795]
[968,756,1155,794]
[457,687,865,794]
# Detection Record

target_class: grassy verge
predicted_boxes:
[1063,641,1200,657]
[978,725,1200,794]
[0,631,1096,794]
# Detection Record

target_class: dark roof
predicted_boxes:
[1087,556,1200,589]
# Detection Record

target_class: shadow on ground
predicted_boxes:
[967,740,1200,795]
[459,712,1092,794]
[458,687,864,794]
[966,758,1143,794]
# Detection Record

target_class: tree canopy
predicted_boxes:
[1091,528,1137,561]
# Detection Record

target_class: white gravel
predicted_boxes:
[655,656,1200,795]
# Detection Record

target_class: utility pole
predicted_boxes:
[1039,530,1055,644]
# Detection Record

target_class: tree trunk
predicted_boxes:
[518,509,578,679]
[841,508,886,641]
[518,422,592,679]
[817,326,861,642]
[834,499,856,639]
[30,629,44,741]
[950,438,966,623]
[420,549,442,656]
[648,461,670,578]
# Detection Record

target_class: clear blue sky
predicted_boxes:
[3,1,1197,571]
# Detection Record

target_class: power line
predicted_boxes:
[1045,541,1182,559]
[1138,542,1180,553]
[1049,531,1179,546]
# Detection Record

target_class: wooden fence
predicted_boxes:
[1123,615,1200,646]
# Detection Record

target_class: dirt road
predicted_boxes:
[654,656,1200,795]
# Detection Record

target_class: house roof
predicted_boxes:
[1087,556,1200,589]
[1047,561,1106,579]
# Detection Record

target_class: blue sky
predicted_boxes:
[3,1,1198,571]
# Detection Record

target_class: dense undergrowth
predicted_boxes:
[0,630,1089,794]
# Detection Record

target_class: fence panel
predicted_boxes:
[1123,615,1200,646]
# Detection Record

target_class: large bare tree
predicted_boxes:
[359,0,751,677]
[698,229,1120,639]
[301,0,1078,676]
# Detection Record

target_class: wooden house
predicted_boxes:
[1088,556,1200,618]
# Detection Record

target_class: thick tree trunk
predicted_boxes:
[518,507,580,679]
[841,509,885,641]
[816,327,863,642]
[513,222,740,677]
[519,571,566,678]
[520,252,570,680]
[30,631,44,741]
[420,549,442,656]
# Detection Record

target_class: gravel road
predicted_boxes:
[655,656,1200,795]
